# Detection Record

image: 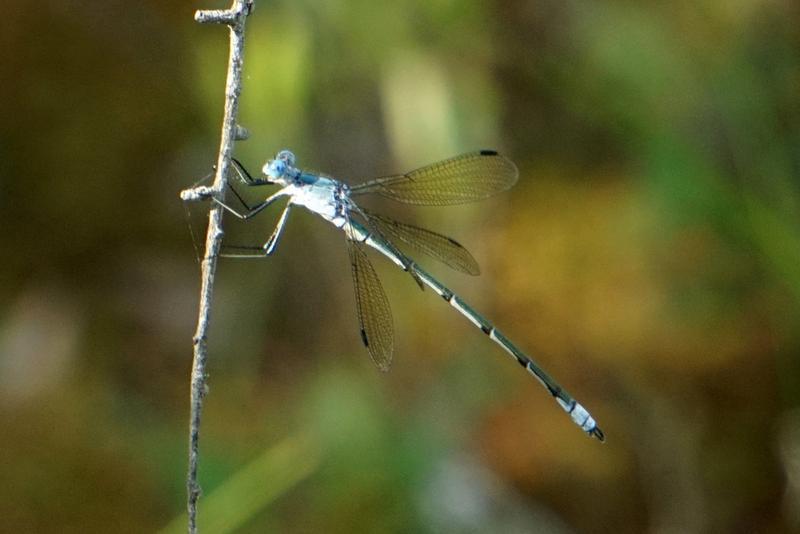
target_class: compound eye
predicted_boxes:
[273,160,287,176]
[263,159,287,179]
[276,149,296,167]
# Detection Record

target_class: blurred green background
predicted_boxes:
[1,1,799,532]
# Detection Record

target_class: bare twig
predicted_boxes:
[180,1,254,532]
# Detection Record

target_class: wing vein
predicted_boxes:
[350,151,518,205]
[361,209,480,275]
[346,228,394,371]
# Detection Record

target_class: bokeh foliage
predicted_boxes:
[0,0,798,532]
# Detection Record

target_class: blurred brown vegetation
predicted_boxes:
[1,1,799,532]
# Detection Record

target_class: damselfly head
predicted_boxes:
[262,149,296,183]
[276,149,296,167]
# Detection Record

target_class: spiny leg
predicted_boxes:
[184,161,283,261]
[211,187,289,220]
[184,170,216,263]
[218,199,293,258]
[231,157,273,186]
[184,168,257,262]
[192,158,283,219]
[264,202,293,255]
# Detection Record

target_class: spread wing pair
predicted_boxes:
[344,150,518,371]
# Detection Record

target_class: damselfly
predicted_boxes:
[193,150,604,441]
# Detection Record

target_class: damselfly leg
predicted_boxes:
[184,159,289,259]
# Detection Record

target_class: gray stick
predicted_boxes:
[180,1,254,532]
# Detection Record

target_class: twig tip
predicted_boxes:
[181,186,215,202]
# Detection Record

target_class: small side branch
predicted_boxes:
[195,2,252,26]
[181,1,254,533]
